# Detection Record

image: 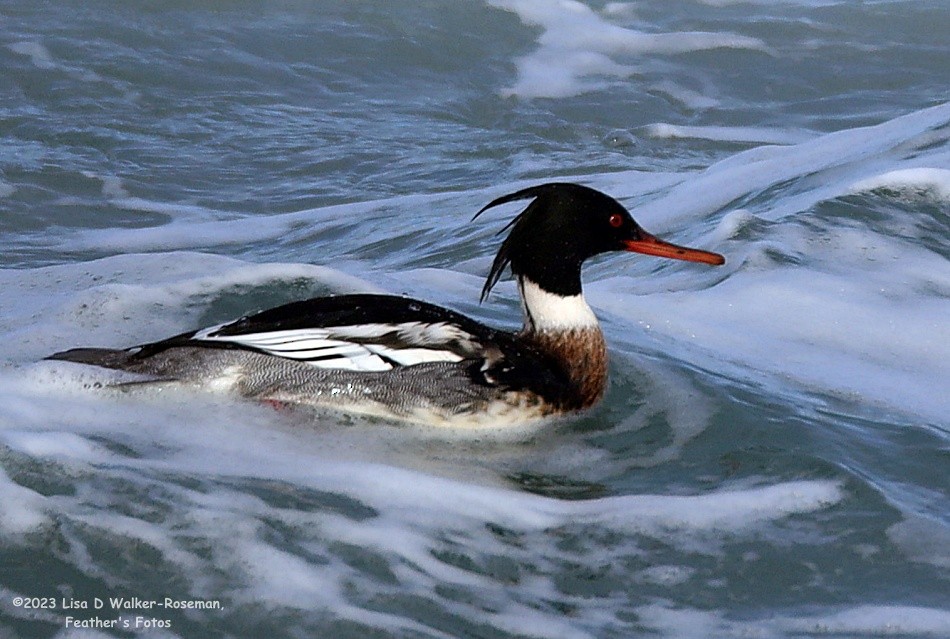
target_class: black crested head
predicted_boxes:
[473,183,638,301]
[473,182,725,302]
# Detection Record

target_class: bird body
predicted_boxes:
[49,183,724,426]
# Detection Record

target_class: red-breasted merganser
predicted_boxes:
[48,183,724,426]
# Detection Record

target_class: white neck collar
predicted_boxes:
[517,277,599,332]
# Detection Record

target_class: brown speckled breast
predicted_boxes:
[524,327,608,410]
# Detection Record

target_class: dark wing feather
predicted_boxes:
[127,295,492,370]
[209,294,488,337]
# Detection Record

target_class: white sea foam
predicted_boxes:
[7,39,102,81]
[619,101,950,231]
[7,41,56,69]
[1,430,107,461]
[850,167,950,202]
[487,0,765,98]
[635,565,694,586]
[5,422,828,554]
[81,170,130,200]
[0,380,842,539]
[593,252,950,425]
[45,189,462,254]
[648,80,721,110]
[0,465,48,537]
[0,252,382,362]
[887,516,950,569]
[580,103,950,424]
[646,123,815,145]
[0,369,845,636]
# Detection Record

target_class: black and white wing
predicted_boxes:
[142,294,499,372]
[191,320,480,372]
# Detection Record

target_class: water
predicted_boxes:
[1,1,948,637]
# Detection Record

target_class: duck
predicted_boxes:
[48,183,725,427]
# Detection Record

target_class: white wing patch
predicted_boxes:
[192,322,472,372]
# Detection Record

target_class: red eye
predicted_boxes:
[609,213,624,228]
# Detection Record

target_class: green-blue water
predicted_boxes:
[1,1,948,637]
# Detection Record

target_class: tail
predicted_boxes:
[46,347,138,370]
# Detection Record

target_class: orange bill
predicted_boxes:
[624,233,725,265]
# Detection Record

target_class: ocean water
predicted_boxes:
[1,0,948,637]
